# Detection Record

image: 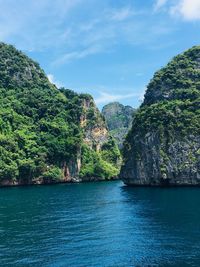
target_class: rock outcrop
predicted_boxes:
[120,46,200,186]
[102,102,136,148]
[78,95,121,181]
[0,42,54,90]
[82,96,109,151]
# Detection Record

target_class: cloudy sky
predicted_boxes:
[0,0,200,109]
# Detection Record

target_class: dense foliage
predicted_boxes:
[102,102,136,148]
[0,43,53,90]
[123,46,200,159]
[0,86,82,183]
[143,46,200,106]
[0,43,120,184]
[79,138,120,180]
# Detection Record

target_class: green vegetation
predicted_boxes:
[123,45,200,161]
[79,100,121,179]
[102,102,136,148]
[0,43,120,184]
[0,85,82,183]
[143,46,200,106]
[0,43,54,90]
[43,166,64,183]
[79,140,120,180]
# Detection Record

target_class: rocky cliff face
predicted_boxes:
[120,46,200,186]
[0,43,54,90]
[63,94,121,182]
[102,102,136,148]
[78,95,121,182]
[81,96,109,151]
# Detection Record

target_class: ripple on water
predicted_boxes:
[1,181,200,266]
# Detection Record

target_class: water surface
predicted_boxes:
[1,181,200,266]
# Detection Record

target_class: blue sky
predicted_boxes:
[1,0,200,109]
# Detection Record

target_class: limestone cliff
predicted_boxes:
[120,46,200,186]
[102,102,136,148]
[81,95,109,151]
[78,95,121,181]
[61,94,121,183]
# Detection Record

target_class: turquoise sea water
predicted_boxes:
[1,181,200,266]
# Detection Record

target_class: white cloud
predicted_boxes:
[0,0,82,51]
[52,6,137,66]
[109,7,134,21]
[0,0,178,66]
[52,7,174,66]
[171,0,200,20]
[154,0,169,11]
[95,91,141,105]
[52,45,103,66]
[139,90,146,102]
[155,0,200,21]
[47,74,62,88]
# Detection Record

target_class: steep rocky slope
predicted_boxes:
[120,46,200,186]
[0,43,54,90]
[0,43,120,186]
[102,102,136,148]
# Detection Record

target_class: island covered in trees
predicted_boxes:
[0,43,121,186]
[0,43,199,186]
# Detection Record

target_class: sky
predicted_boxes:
[1,0,200,109]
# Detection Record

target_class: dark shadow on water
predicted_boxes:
[119,183,200,266]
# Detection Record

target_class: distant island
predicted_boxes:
[102,102,136,149]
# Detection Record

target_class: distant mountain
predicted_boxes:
[102,102,136,148]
